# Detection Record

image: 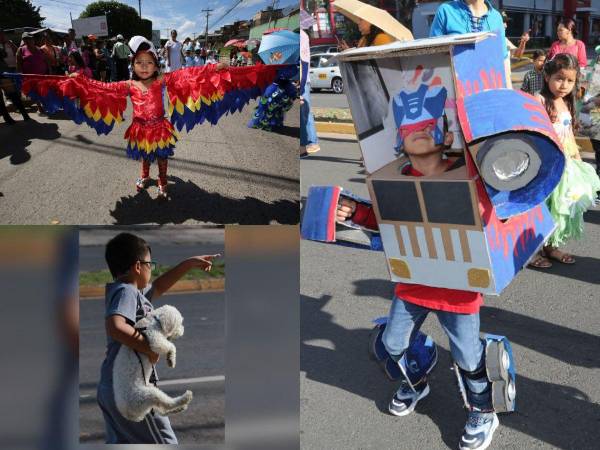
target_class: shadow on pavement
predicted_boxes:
[480,306,599,368]
[525,253,600,284]
[319,136,358,144]
[301,293,600,448]
[110,176,299,225]
[262,125,299,138]
[0,119,60,164]
[300,154,362,165]
[63,134,298,191]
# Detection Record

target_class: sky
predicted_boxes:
[33,0,297,38]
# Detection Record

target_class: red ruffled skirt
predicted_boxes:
[124,117,178,161]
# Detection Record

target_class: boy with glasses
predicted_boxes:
[97,232,218,443]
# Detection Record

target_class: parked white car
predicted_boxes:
[310,45,339,55]
[309,53,344,94]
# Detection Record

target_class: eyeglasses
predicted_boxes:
[139,260,157,271]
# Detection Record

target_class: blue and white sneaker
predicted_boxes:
[388,379,430,417]
[458,411,499,450]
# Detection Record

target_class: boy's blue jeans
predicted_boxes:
[382,296,491,410]
[300,84,318,146]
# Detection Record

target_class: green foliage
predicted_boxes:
[79,261,226,286]
[79,1,151,40]
[0,0,44,29]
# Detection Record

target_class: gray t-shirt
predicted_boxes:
[99,281,155,386]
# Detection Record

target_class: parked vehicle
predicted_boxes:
[309,53,344,94]
[310,45,339,55]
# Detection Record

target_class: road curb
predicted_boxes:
[315,121,356,135]
[80,278,225,298]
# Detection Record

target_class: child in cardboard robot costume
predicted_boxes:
[302,31,567,450]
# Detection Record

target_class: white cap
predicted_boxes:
[116,34,124,40]
[128,35,158,60]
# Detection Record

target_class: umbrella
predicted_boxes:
[224,38,246,48]
[245,38,260,50]
[332,0,413,42]
[258,30,299,65]
[263,27,287,35]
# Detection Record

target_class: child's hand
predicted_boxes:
[337,198,356,222]
[187,254,221,271]
[215,62,228,71]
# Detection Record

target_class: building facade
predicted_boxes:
[416,1,600,44]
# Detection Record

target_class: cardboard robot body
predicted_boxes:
[366,155,555,294]
[334,32,563,295]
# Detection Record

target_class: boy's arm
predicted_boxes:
[521,72,530,93]
[106,315,159,363]
[151,255,220,298]
[337,198,379,230]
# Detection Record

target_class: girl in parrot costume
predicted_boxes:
[4,36,292,199]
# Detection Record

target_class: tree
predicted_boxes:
[394,0,417,29]
[0,0,44,29]
[79,1,151,40]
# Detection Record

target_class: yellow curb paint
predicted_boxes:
[315,121,356,135]
[79,278,225,299]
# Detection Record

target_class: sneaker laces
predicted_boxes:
[397,380,414,396]
[467,412,490,428]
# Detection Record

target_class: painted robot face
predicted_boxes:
[393,84,447,153]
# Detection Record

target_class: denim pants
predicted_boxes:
[300,83,318,146]
[382,296,491,409]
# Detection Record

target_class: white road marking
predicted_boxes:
[79,375,225,399]
[159,375,225,386]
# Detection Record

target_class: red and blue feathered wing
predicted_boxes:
[164,64,297,132]
[3,73,129,135]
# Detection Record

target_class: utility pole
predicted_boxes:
[138,0,142,18]
[267,0,278,29]
[201,8,212,48]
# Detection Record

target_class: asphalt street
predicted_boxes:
[79,291,225,445]
[311,91,349,109]
[0,96,299,225]
[300,136,600,449]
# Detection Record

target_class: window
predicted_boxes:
[372,180,423,222]
[420,182,476,226]
[319,55,337,68]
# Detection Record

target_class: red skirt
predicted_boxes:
[124,117,178,161]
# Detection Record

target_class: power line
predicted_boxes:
[208,0,244,30]
[37,0,88,8]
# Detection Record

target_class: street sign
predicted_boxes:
[72,15,108,38]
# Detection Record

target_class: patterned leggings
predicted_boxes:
[141,158,168,186]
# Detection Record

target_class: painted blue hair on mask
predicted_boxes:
[393,84,448,153]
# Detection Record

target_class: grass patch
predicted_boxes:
[80,262,225,286]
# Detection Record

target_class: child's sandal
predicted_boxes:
[135,177,150,192]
